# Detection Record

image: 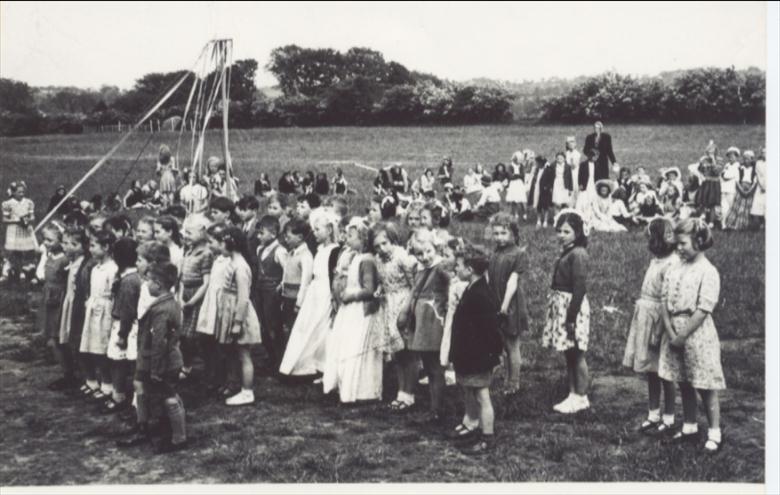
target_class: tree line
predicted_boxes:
[0,44,766,137]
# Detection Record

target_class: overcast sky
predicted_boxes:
[0,1,768,90]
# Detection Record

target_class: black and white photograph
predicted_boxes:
[1,1,778,492]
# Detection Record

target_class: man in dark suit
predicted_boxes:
[583,121,618,181]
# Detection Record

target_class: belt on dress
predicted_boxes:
[670,310,693,317]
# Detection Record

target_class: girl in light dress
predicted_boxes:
[623,218,678,436]
[372,222,418,410]
[719,147,741,222]
[279,208,341,377]
[213,227,262,406]
[156,145,178,207]
[575,149,599,223]
[750,147,766,228]
[589,180,628,233]
[196,223,233,396]
[79,230,118,402]
[463,165,485,207]
[2,181,36,283]
[323,217,383,403]
[564,137,581,208]
[504,152,526,221]
[658,218,725,454]
[551,152,574,218]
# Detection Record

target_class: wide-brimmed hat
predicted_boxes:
[726,146,741,157]
[663,166,681,179]
[443,182,454,190]
[594,179,615,194]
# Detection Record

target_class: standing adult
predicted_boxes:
[583,121,618,181]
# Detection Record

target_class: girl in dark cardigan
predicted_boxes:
[448,244,502,455]
[542,209,592,414]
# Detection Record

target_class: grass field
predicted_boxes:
[0,124,766,484]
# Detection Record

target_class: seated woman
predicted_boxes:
[589,180,627,232]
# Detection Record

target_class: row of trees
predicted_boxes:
[0,45,767,136]
[540,68,765,123]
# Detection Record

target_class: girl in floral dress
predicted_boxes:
[542,210,591,414]
[659,218,725,453]
[372,222,418,411]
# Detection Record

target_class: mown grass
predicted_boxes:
[0,125,766,484]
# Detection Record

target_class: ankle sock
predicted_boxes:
[100,383,113,396]
[708,428,721,442]
[662,414,675,426]
[86,379,99,390]
[647,409,661,423]
[463,415,480,430]
[682,422,698,435]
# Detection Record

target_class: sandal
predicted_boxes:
[388,400,403,411]
[648,422,675,438]
[79,384,94,397]
[445,423,478,440]
[90,389,109,402]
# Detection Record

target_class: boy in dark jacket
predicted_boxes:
[448,244,503,455]
[117,262,187,454]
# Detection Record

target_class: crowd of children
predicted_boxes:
[0,135,744,457]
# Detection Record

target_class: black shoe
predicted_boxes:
[116,426,150,448]
[662,429,699,446]
[460,435,495,456]
[154,438,189,455]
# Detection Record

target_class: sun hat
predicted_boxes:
[743,150,755,159]
[726,146,741,157]
[594,179,615,194]
[663,167,682,179]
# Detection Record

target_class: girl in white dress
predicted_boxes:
[279,209,341,377]
[2,181,36,282]
[79,230,118,401]
[506,151,527,221]
[323,218,382,403]
[565,137,582,208]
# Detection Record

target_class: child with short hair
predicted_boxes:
[135,216,156,243]
[264,193,289,229]
[623,218,678,436]
[401,229,450,423]
[487,213,530,395]
[659,218,725,453]
[543,210,591,414]
[210,196,236,226]
[253,215,288,369]
[279,209,341,377]
[38,223,70,389]
[103,237,141,413]
[79,230,118,402]
[178,214,213,380]
[117,261,188,454]
[103,215,133,240]
[56,227,92,392]
[279,219,314,335]
[449,244,503,454]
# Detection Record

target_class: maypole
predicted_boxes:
[35,39,237,233]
